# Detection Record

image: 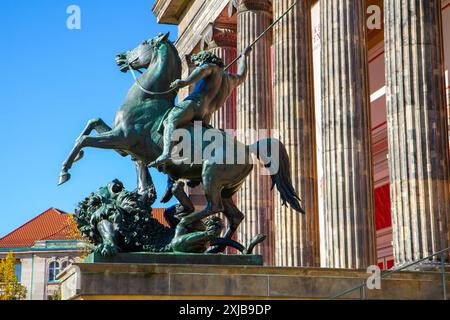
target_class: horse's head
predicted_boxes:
[115,32,171,73]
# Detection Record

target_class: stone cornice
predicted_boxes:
[175,0,230,56]
[152,0,191,24]
[234,0,272,13]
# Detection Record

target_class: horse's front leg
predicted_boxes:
[135,161,157,205]
[78,118,111,144]
[58,129,128,185]
[73,118,128,163]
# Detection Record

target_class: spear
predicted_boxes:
[224,0,298,71]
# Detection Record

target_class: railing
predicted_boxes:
[329,247,449,300]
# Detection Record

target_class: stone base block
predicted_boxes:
[83,252,263,266]
[59,263,450,300]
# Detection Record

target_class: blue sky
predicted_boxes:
[0,0,178,237]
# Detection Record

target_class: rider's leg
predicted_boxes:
[149,101,196,167]
[165,102,196,156]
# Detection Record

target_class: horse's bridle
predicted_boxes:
[126,56,178,96]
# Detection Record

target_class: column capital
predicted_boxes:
[201,22,237,50]
[234,0,272,14]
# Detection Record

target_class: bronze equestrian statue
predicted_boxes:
[59,32,304,254]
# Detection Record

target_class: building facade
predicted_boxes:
[0,207,169,300]
[0,208,89,300]
[152,0,450,268]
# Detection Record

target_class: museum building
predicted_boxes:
[152,0,450,269]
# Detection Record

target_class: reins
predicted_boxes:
[127,62,178,96]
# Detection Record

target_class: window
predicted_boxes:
[14,261,22,283]
[48,261,60,282]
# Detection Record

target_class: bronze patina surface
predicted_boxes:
[60,32,304,257]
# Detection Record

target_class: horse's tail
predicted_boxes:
[249,138,305,214]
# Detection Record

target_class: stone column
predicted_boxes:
[321,0,376,269]
[384,0,450,266]
[272,0,320,267]
[235,0,275,265]
[447,73,450,149]
[202,23,238,131]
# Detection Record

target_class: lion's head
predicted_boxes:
[74,180,173,252]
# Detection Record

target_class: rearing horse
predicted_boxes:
[59,32,304,252]
[59,32,180,194]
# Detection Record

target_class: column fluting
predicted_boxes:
[236,0,275,265]
[384,0,450,266]
[272,0,320,267]
[321,0,377,269]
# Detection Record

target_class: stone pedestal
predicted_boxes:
[83,252,263,266]
[384,0,450,266]
[320,0,376,269]
[59,262,449,300]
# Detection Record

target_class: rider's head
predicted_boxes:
[191,51,224,68]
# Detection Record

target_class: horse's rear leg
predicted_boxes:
[207,197,244,253]
[177,179,224,233]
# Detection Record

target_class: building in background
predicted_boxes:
[0,208,88,300]
[152,0,450,269]
[0,207,168,300]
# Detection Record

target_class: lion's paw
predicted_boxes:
[95,242,119,257]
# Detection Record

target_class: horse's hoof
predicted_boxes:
[74,150,84,163]
[148,155,173,168]
[58,172,71,186]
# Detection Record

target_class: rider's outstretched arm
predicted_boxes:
[228,47,251,87]
[172,64,213,88]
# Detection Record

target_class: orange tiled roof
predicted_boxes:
[0,208,79,248]
[0,207,170,248]
[152,208,170,227]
